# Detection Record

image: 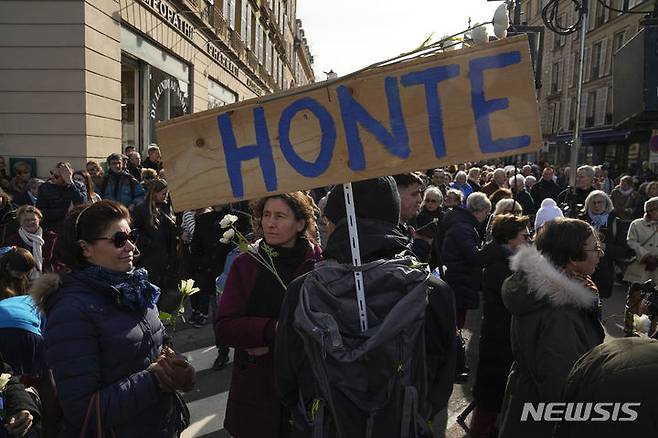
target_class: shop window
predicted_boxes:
[208,78,238,109]
[149,67,190,143]
[121,57,140,151]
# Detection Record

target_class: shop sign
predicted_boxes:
[140,0,195,41]
[246,78,263,96]
[206,42,240,77]
[150,78,189,119]
[156,36,542,211]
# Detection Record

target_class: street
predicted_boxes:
[171,282,629,437]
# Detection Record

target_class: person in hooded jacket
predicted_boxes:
[470,214,531,438]
[275,177,457,438]
[498,217,605,438]
[214,192,322,438]
[32,200,194,437]
[554,337,658,437]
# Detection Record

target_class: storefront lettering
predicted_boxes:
[150,78,189,119]
[140,0,195,41]
[206,42,263,96]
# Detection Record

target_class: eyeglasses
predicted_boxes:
[89,231,138,248]
[584,245,605,254]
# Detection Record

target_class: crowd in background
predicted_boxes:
[2,151,658,437]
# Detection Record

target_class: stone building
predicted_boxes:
[0,0,315,178]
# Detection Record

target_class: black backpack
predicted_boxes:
[293,256,433,438]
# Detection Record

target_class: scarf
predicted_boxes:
[245,238,314,318]
[19,227,44,276]
[587,211,609,230]
[79,265,161,312]
[617,186,633,197]
[568,270,602,317]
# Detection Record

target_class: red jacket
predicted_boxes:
[215,241,322,438]
[4,230,58,272]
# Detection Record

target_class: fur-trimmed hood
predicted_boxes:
[502,245,598,316]
[30,273,63,313]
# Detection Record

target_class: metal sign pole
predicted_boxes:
[342,182,369,332]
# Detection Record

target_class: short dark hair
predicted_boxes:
[535,217,594,267]
[56,200,131,271]
[489,188,513,208]
[393,172,424,189]
[107,153,123,163]
[491,214,529,244]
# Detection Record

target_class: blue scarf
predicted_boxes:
[588,211,609,230]
[79,265,161,312]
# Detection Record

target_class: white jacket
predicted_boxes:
[623,217,658,284]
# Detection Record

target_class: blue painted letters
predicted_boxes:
[400,65,460,159]
[278,97,336,177]
[337,77,409,171]
[218,107,278,197]
[469,51,530,153]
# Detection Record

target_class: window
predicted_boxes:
[586,90,596,127]
[605,86,613,124]
[267,39,273,74]
[569,96,576,130]
[594,0,607,26]
[591,42,602,80]
[571,52,578,86]
[613,30,625,52]
[121,57,140,150]
[240,1,250,46]
[551,101,561,132]
[551,62,560,93]
[223,0,235,29]
[208,78,238,109]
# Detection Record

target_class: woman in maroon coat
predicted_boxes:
[215,192,322,438]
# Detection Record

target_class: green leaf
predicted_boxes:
[159,311,172,322]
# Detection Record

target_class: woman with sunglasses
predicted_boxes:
[470,214,530,438]
[31,200,195,437]
[498,218,604,438]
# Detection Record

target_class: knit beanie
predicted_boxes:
[323,177,401,226]
[534,198,564,230]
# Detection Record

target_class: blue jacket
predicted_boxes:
[36,181,86,232]
[441,206,485,310]
[98,171,145,208]
[35,272,176,437]
[449,181,473,205]
[0,295,43,336]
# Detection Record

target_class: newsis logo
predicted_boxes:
[521,402,641,422]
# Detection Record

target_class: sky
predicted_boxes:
[296,0,503,81]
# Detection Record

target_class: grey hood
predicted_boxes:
[502,245,598,316]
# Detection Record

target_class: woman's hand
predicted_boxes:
[4,410,33,437]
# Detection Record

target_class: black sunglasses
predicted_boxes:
[90,231,137,248]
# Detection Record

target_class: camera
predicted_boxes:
[639,279,658,317]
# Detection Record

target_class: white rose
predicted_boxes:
[471,25,488,45]
[219,214,239,228]
[220,228,235,244]
[493,4,510,39]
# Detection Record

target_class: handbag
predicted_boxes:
[79,393,115,438]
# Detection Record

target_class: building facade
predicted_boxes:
[519,0,654,175]
[0,0,315,178]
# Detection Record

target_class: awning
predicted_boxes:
[552,128,632,145]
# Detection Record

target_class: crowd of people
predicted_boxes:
[1,152,658,437]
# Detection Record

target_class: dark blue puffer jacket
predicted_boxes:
[441,206,485,310]
[35,272,176,437]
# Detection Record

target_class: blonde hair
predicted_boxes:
[16,205,43,223]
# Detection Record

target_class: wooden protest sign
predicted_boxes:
[156,35,542,212]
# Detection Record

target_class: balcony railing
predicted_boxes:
[247,51,258,71]
[230,29,245,58]
[214,8,228,38]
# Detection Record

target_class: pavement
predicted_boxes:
[171,282,630,438]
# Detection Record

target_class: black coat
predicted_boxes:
[577,211,625,298]
[530,179,561,211]
[441,207,485,310]
[191,208,251,291]
[274,219,457,437]
[36,181,86,233]
[132,202,178,288]
[473,241,514,411]
[558,186,594,217]
[0,356,40,438]
[514,189,536,216]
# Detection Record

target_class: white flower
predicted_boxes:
[220,228,235,244]
[493,4,510,39]
[0,373,10,392]
[471,25,488,45]
[219,214,239,228]
[633,314,652,334]
[440,35,459,51]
